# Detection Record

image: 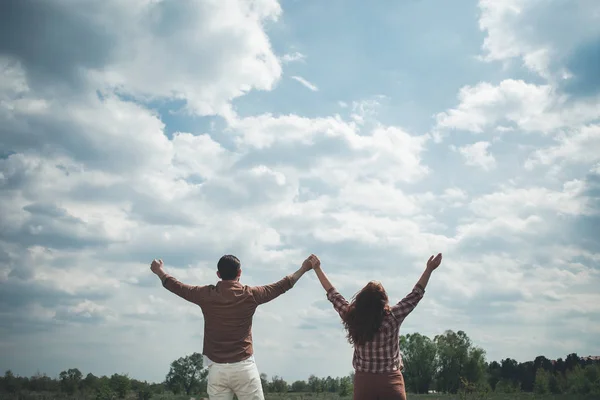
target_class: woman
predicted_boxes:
[312,253,442,400]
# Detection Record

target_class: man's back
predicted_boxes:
[150,254,318,400]
[162,275,293,363]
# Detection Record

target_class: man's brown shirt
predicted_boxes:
[162,275,293,363]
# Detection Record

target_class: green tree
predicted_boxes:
[2,370,21,393]
[59,368,83,395]
[400,332,438,393]
[565,353,581,371]
[549,371,565,394]
[566,365,590,394]
[269,375,288,393]
[137,386,152,400]
[518,361,535,391]
[339,376,352,397]
[463,346,487,386]
[28,372,58,392]
[308,374,322,393]
[109,373,130,398]
[434,330,486,393]
[290,380,308,392]
[165,352,208,395]
[494,379,519,393]
[487,361,502,390]
[534,355,554,372]
[499,358,519,385]
[260,373,269,393]
[83,372,100,392]
[534,368,550,394]
[95,382,116,400]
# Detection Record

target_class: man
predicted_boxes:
[150,254,319,400]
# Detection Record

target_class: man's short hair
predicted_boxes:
[217,255,241,280]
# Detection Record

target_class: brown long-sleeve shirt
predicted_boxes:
[162,274,294,363]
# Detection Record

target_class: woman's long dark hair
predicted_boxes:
[342,281,389,346]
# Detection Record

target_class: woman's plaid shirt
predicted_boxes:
[326,284,425,373]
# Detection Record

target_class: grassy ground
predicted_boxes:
[4,392,599,400]
[263,393,600,400]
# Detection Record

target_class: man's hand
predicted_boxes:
[302,254,320,272]
[151,259,164,275]
[426,253,442,272]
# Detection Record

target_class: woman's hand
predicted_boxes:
[302,254,320,272]
[426,253,443,272]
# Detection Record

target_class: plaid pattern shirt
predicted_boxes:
[326,284,425,373]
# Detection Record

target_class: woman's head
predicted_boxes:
[343,281,389,346]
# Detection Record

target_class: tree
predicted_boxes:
[165,352,208,395]
[109,374,130,398]
[95,382,116,400]
[566,365,590,394]
[269,375,288,393]
[487,361,502,391]
[565,353,581,371]
[290,380,308,392]
[2,370,20,393]
[434,330,485,393]
[308,374,322,393]
[518,361,535,392]
[534,368,550,394]
[463,346,487,386]
[28,372,59,392]
[260,373,269,393]
[499,358,519,384]
[324,376,339,392]
[494,379,519,393]
[59,368,83,395]
[83,373,100,392]
[549,371,565,394]
[400,332,437,393]
[339,376,352,397]
[534,356,554,372]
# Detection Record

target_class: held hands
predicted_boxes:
[150,259,164,275]
[426,253,443,272]
[302,254,321,272]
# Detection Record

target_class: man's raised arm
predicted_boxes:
[251,254,316,305]
[150,259,206,305]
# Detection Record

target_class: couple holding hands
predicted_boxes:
[150,252,443,400]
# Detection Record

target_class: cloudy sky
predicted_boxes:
[1,0,599,384]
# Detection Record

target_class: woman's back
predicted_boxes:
[312,252,443,400]
[326,284,425,373]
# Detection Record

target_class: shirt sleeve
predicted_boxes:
[250,276,294,305]
[391,284,425,323]
[162,275,207,306]
[326,288,350,319]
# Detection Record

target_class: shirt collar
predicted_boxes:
[217,279,242,288]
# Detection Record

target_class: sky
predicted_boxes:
[1,0,599,384]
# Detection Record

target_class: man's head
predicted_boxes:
[217,255,241,281]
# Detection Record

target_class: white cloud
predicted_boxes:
[290,75,318,91]
[442,188,468,202]
[525,124,600,170]
[281,52,306,64]
[477,0,600,78]
[6,0,284,119]
[455,179,594,241]
[454,141,496,171]
[433,79,600,145]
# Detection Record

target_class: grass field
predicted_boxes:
[261,393,598,400]
[4,392,600,400]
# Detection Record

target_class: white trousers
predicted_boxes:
[207,357,265,400]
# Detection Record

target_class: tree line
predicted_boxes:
[1,330,598,399]
[400,330,599,396]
